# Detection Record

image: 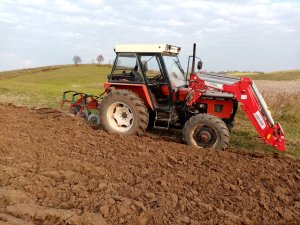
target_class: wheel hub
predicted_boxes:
[194,126,217,148]
[121,111,128,119]
[107,103,134,132]
[199,130,212,143]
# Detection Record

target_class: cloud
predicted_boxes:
[162,19,185,27]
[0,11,19,23]
[17,0,47,6]
[83,0,103,6]
[54,0,83,13]
[0,53,15,57]
[0,53,34,71]
[0,0,299,71]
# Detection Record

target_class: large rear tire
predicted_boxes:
[99,90,149,135]
[182,114,230,150]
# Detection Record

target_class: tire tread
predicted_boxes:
[182,114,230,150]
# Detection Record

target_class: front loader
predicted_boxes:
[62,43,286,151]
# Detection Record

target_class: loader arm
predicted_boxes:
[188,73,286,151]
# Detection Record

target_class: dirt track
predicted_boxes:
[0,104,299,225]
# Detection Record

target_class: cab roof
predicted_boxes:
[114,44,181,55]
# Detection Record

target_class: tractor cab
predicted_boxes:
[107,44,188,112]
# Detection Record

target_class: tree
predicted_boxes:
[96,54,104,64]
[73,55,81,65]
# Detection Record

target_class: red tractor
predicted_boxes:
[62,43,286,151]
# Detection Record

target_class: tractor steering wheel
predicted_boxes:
[131,70,143,82]
[148,74,164,84]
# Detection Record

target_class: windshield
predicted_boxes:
[163,55,186,87]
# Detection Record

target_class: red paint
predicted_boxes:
[104,82,154,110]
[177,88,189,101]
[175,87,233,118]
[161,85,169,96]
[198,99,233,118]
[186,74,285,151]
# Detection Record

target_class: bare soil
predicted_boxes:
[0,104,299,225]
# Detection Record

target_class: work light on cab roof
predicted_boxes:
[114,44,181,54]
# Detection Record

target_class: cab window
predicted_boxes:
[110,53,144,83]
[140,55,165,83]
[163,55,186,87]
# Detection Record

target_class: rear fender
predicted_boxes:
[104,82,154,110]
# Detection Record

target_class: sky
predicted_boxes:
[0,0,299,72]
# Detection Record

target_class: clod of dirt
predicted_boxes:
[0,103,300,225]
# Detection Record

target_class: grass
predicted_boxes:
[0,64,110,108]
[0,65,299,158]
[229,69,300,81]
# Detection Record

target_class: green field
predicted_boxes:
[0,64,110,108]
[229,69,300,80]
[0,65,299,158]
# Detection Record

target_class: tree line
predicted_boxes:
[73,54,104,65]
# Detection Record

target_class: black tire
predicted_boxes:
[182,114,230,150]
[81,111,89,120]
[88,114,100,126]
[99,90,149,135]
[71,105,80,115]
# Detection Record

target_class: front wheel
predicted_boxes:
[182,114,230,150]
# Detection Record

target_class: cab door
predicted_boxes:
[139,54,171,110]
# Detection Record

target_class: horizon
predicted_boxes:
[1,63,299,74]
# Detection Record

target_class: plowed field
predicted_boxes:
[0,104,299,225]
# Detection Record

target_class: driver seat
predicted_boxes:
[131,65,143,82]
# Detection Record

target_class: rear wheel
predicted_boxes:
[99,90,149,135]
[182,114,230,150]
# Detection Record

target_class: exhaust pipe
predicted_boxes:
[191,43,196,74]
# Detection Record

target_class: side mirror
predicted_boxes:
[142,60,148,72]
[197,60,203,70]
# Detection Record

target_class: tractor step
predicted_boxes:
[153,111,172,129]
[155,106,171,112]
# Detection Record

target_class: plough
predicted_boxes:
[60,90,106,126]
